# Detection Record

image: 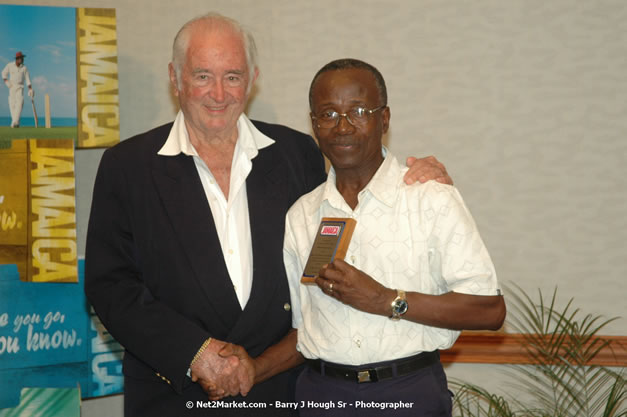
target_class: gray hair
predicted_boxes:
[309,58,387,110]
[171,12,258,92]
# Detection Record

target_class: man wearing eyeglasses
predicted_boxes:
[85,13,457,416]
[277,59,506,416]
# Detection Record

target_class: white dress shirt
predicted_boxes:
[284,149,501,365]
[2,62,31,87]
[158,111,275,308]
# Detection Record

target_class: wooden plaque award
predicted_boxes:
[300,217,357,285]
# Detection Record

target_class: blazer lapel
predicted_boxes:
[230,146,287,337]
[152,153,242,330]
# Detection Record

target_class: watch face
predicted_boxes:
[393,299,408,316]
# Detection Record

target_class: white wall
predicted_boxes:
[3,0,626,415]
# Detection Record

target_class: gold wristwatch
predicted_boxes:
[390,289,408,321]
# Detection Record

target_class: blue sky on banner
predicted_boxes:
[0,5,77,118]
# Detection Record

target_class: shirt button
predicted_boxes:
[283,303,291,311]
[354,339,361,348]
[228,249,234,255]
[350,256,356,263]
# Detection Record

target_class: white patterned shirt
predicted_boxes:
[284,149,500,365]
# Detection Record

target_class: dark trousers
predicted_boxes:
[295,361,452,417]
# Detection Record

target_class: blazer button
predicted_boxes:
[283,303,291,311]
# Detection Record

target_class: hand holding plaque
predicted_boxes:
[300,217,356,285]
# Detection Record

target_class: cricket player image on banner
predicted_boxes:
[0,5,119,148]
[0,5,124,411]
[1,51,33,128]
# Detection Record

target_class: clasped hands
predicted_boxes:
[190,338,256,400]
[188,261,394,400]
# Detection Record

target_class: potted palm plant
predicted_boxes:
[451,284,626,417]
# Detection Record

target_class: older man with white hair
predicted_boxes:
[85,12,452,416]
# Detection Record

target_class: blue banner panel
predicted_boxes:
[0,260,124,409]
[0,262,87,368]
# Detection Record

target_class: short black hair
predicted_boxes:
[309,58,387,110]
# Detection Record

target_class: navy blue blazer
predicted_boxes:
[85,120,326,416]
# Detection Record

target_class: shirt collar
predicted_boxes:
[316,147,404,214]
[157,111,275,158]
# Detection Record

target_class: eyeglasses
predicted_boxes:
[311,105,387,129]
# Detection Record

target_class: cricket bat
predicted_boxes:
[31,97,38,128]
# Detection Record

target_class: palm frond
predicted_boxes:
[452,284,624,417]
